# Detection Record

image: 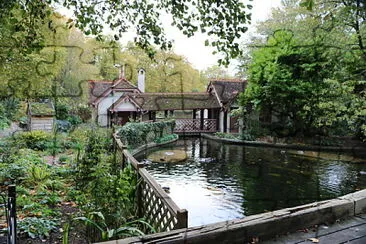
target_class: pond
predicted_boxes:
[135,138,366,227]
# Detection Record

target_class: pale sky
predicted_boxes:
[57,0,282,72]
[166,0,283,71]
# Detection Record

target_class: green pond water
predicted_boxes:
[135,138,366,227]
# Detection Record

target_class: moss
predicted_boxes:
[30,102,55,116]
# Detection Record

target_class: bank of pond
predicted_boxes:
[135,137,366,227]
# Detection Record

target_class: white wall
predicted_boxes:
[97,92,123,126]
[114,102,137,112]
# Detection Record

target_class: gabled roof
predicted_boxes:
[208,79,247,107]
[115,93,221,111]
[109,93,140,112]
[88,78,140,105]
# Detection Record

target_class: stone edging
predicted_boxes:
[98,189,366,244]
[202,133,366,156]
[130,135,179,156]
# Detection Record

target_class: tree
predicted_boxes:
[201,65,233,80]
[51,0,253,66]
[120,43,206,92]
[239,0,366,139]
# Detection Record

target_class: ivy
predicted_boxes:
[118,120,175,149]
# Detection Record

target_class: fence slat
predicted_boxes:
[113,134,188,231]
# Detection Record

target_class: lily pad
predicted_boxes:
[147,150,187,163]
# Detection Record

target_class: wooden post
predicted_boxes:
[136,175,143,219]
[176,209,188,229]
[8,185,16,244]
[223,111,228,133]
[193,109,196,119]
[200,110,204,130]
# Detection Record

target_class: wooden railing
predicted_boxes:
[114,134,188,232]
[174,119,217,133]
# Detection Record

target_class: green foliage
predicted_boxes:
[154,134,178,144]
[12,131,52,151]
[73,104,91,122]
[0,103,11,130]
[0,149,44,184]
[238,0,366,140]
[214,132,238,140]
[71,128,145,242]
[118,120,175,149]
[18,217,58,239]
[57,0,252,65]
[55,104,69,120]
[74,212,154,242]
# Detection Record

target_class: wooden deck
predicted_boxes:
[264,213,366,244]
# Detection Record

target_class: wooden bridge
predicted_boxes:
[174,118,217,134]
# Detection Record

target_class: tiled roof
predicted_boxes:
[209,79,247,106]
[88,78,139,104]
[127,93,221,111]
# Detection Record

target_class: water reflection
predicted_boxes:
[135,138,366,227]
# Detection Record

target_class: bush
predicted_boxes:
[13,131,52,151]
[118,120,175,148]
[0,149,44,184]
[74,104,92,122]
[18,217,58,239]
[56,120,72,132]
[55,104,69,120]
[154,134,178,144]
[214,132,237,139]
[0,103,10,130]
[67,114,82,126]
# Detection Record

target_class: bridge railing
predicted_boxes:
[113,134,188,232]
[174,119,217,133]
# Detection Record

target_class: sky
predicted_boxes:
[165,0,283,71]
[57,0,283,72]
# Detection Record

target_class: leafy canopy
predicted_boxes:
[52,0,253,65]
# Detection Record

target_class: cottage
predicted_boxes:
[27,101,55,132]
[88,69,246,133]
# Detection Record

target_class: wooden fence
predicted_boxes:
[113,134,188,232]
[174,119,217,133]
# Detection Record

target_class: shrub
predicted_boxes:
[55,104,69,120]
[214,132,237,139]
[56,120,72,132]
[13,131,52,150]
[154,134,178,144]
[118,120,175,148]
[18,217,58,239]
[0,149,43,184]
[67,114,82,126]
[74,104,92,122]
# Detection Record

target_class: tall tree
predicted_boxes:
[54,0,253,65]
[239,0,366,139]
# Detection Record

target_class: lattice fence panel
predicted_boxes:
[140,181,178,232]
[175,119,201,132]
[203,119,217,132]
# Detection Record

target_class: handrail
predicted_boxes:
[113,133,188,231]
